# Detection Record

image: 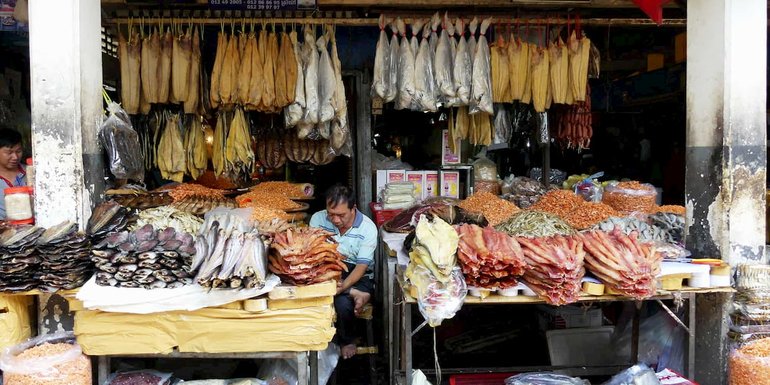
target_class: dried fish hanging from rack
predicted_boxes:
[508,30,529,102]
[119,23,141,114]
[283,29,298,106]
[317,32,336,137]
[386,20,400,103]
[284,27,305,128]
[415,16,438,112]
[299,25,320,139]
[210,24,227,110]
[157,112,186,182]
[568,29,591,102]
[184,26,201,114]
[245,23,265,111]
[530,42,550,113]
[158,24,173,104]
[407,20,424,111]
[453,18,472,106]
[329,25,351,156]
[434,13,454,104]
[171,20,192,104]
[372,15,391,100]
[549,36,569,105]
[141,23,160,104]
[470,18,493,115]
[395,17,416,111]
[490,32,510,103]
[236,21,255,107]
[260,25,278,112]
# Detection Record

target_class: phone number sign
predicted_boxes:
[209,0,317,10]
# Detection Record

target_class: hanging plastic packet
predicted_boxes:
[99,102,145,181]
[493,104,513,145]
[410,264,467,327]
[372,15,391,99]
[534,111,549,145]
[415,17,438,112]
[470,18,494,115]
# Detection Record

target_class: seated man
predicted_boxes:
[309,184,378,360]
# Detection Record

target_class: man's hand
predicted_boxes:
[336,281,345,295]
[336,263,368,296]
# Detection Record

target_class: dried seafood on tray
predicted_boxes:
[581,228,662,299]
[268,227,347,285]
[455,223,527,289]
[517,235,585,305]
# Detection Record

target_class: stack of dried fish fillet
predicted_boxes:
[268,227,347,285]
[0,225,45,292]
[530,45,550,113]
[568,30,591,102]
[36,221,93,291]
[184,116,208,180]
[224,108,254,180]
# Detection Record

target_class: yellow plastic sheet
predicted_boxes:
[74,305,335,355]
[0,295,32,350]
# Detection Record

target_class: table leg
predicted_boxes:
[310,350,319,385]
[405,302,412,385]
[631,302,642,363]
[687,293,696,378]
[388,259,396,385]
[297,352,309,385]
[98,356,111,385]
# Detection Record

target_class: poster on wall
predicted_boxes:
[0,0,27,32]
[209,0,317,11]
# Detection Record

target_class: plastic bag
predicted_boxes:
[105,370,173,385]
[529,168,567,185]
[410,264,467,327]
[386,21,400,103]
[654,242,691,259]
[602,364,660,385]
[473,151,498,181]
[493,104,512,145]
[0,331,91,385]
[602,182,658,215]
[99,102,144,181]
[588,41,601,79]
[731,338,770,385]
[505,373,589,385]
[534,111,549,145]
[612,307,685,373]
[474,180,501,195]
[256,343,338,385]
[453,18,472,106]
[435,13,455,102]
[574,173,604,203]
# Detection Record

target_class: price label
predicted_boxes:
[209,0,316,10]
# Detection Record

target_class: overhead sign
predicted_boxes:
[209,0,317,11]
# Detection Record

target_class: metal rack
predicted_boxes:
[382,254,733,385]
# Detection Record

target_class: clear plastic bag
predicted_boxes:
[105,370,173,385]
[574,173,604,203]
[602,364,659,385]
[535,111,549,145]
[0,331,91,385]
[529,168,567,185]
[372,15,391,99]
[473,152,498,181]
[411,264,467,327]
[602,182,658,215]
[99,102,144,181]
[470,18,493,115]
[505,373,589,385]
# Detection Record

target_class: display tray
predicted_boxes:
[290,196,316,201]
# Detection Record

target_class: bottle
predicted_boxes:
[5,186,34,224]
[25,158,34,188]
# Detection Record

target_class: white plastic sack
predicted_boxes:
[471,18,494,115]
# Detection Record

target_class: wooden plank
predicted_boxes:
[268,296,333,310]
[268,280,337,300]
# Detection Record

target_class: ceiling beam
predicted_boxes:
[100,0,675,8]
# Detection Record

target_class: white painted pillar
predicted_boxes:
[28,0,103,228]
[686,1,766,383]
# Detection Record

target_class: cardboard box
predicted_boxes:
[423,171,439,200]
[647,53,665,72]
[406,171,424,200]
[675,32,686,63]
[440,171,460,199]
[375,169,407,200]
[441,130,461,165]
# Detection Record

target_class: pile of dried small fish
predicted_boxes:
[36,221,92,291]
[86,201,131,244]
[495,210,576,238]
[0,225,45,292]
[649,212,684,244]
[192,208,268,289]
[91,224,195,289]
[130,206,203,235]
[592,216,672,243]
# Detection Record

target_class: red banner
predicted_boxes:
[632,0,671,25]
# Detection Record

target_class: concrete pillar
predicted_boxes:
[28,0,104,228]
[686,0,766,383]
[28,0,104,334]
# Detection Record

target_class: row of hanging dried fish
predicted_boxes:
[372,14,495,115]
[209,23,351,157]
[490,29,594,113]
[119,21,203,115]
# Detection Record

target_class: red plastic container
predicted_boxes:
[449,373,516,385]
[369,202,402,227]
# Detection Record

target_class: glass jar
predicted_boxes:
[5,186,33,223]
